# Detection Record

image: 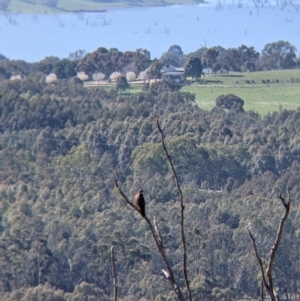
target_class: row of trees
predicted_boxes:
[161,41,299,72]
[0,40,299,84]
[76,47,152,79]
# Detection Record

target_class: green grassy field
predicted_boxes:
[4,0,199,14]
[86,70,300,116]
[181,84,300,115]
[131,70,299,116]
[182,70,300,115]
[201,69,300,85]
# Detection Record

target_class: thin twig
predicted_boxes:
[111,246,118,301]
[114,179,185,301]
[156,117,192,301]
[154,216,163,249]
[114,179,139,212]
[248,229,270,292]
[77,267,87,285]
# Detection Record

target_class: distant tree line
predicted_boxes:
[0,40,299,84]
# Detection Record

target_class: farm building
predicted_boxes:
[161,65,185,82]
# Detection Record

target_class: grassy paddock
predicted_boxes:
[202,69,300,85]
[182,84,300,115]
[181,69,300,115]
[85,69,300,116]
[96,81,300,116]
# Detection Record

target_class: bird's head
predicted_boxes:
[139,189,143,194]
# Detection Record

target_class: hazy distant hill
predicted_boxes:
[3,0,204,14]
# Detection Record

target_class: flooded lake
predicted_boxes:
[0,1,299,62]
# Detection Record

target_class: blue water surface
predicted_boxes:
[0,2,299,62]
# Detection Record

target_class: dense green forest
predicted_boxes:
[1,40,300,300]
[0,65,300,300]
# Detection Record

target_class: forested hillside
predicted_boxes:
[0,75,300,301]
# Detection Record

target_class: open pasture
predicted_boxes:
[182,69,300,115]
[86,69,300,116]
[182,84,300,116]
[201,69,300,86]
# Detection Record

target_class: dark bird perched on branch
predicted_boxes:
[135,189,145,217]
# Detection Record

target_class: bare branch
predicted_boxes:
[248,193,291,301]
[114,178,139,212]
[77,267,87,286]
[266,193,291,297]
[279,193,289,210]
[111,246,118,301]
[156,117,192,301]
[154,216,163,249]
[145,217,185,300]
[247,229,270,292]
[114,179,185,301]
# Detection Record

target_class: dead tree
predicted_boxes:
[114,180,185,301]
[114,118,193,301]
[156,117,193,301]
[248,193,291,301]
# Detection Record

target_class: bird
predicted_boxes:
[135,189,145,217]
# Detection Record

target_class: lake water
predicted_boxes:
[0,1,300,62]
